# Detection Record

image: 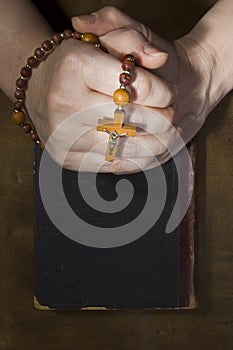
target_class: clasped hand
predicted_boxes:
[27,6,224,173]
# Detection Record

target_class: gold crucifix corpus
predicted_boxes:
[97,109,136,162]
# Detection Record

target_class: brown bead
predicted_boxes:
[42,40,53,51]
[113,88,130,106]
[52,33,63,45]
[63,29,73,39]
[15,89,26,100]
[34,48,45,59]
[14,101,24,111]
[122,60,135,72]
[22,123,32,133]
[73,31,82,40]
[31,132,39,142]
[21,66,32,78]
[81,33,99,44]
[123,54,135,62]
[16,78,27,89]
[119,72,132,86]
[11,111,27,125]
[27,56,38,68]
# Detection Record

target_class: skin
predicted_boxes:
[72,1,233,171]
[1,1,232,173]
[0,0,172,173]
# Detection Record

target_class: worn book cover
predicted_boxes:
[34,144,196,310]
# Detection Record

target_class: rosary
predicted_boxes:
[11,30,136,162]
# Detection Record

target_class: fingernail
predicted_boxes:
[143,44,168,57]
[72,14,96,24]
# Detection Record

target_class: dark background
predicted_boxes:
[0,0,233,349]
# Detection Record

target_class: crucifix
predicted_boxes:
[97,109,136,162]
[96,53,137,162]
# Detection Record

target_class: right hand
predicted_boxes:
[26,33,174,172]
[72,6,232,170]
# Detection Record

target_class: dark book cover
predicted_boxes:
[34,144,196,310]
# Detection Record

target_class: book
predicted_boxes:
[34,144,196,310]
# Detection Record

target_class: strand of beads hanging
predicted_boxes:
[113,54,135,108]
[11,30,100,148]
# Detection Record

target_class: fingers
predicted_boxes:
[104,125,183,174]
[107,157,153,174]
[63,150,110,172]
[118,126,180,159]
[63,150,156,174]
[72,6,172,53]
[72,6,140,36]
[72,6,177,77]
[72,10,168,70]
[49,119,180,173]
[50,41,175,109]
[76,44,176,107]
[120,104,175,135]
[100,29,168,70]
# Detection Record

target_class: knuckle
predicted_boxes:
[46,50,83,115]
[136,74,153,104]
[60,47,83,72]
[63,157,79,171]
[100,6,121,20]
[136,69,177,108]
[154,136,168,155]
[48,143,77,170]
[154,81,175,108]
[119,28,141,41]
[109,159,123,173]
[156,88,169,108]
[138,23,152,41]
[47,147,64,168]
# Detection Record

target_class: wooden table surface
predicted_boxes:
[0,1,233,349]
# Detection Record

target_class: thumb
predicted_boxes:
[72,6,172,56]
[72,7,169,69]
[72,6,149,37]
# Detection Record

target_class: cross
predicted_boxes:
[97,109,136,162]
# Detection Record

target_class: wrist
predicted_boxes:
[189,23,233,93]
[0,0,54,100]
[175,31,231,118]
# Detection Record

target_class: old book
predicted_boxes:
[34,145,196,310]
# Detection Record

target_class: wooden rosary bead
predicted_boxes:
[123,54,135,62]
[122,60,135,72]
[113,54,135,109]
[98,53,136,161]
[21,66,32,78]
[42,40,53,51]
[119,72,132,86]
[11,111,27,125]
[113,88,130,106]
[52,33,63,44]
[63,29,73,39]
[73,31,82,40]
[22,123,32,133]
[15,89,26,100]
[81,33,99,44]
[16,78,27,89]
[27,56,38,68]
[12,30,104,147]
[14,101,24,111]
[34,48,45,59]
[31,132,39,142]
